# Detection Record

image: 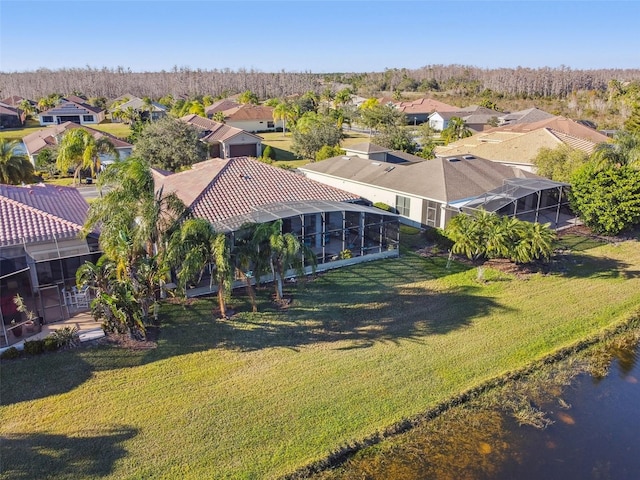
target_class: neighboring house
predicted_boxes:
[22,122,133,165]
[393,97,458,125]
[204,99,241,118]
[153,157,400,294]
[429,106,503,132]
[219,104,283,133]
[498,107,555,126]
[181,114,263,158]
[342,142,392,162]
[109,96,167,122]
[0,184,100,343]
[299,143,571,230]
[1,95,36,108]
[435,116,610,171]
[38,99,105,126]
[0,103,25,128]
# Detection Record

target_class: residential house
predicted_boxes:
[429,105,503,132]
[0,184,100,345]
[435,116,610,171]
[38,98,105,126]
[218,104,283,133]
[1,95,35,108]
[498,107,556,126]
[0,103,25,129]
[393,97,458,125]
[153,157,400,293]
[299,143,570,230]
[22,122,133,165]
[108,96,168,122]
[181,114,263,158]
[205,99,241,118]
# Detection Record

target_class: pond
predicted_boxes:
[316,337,640,480]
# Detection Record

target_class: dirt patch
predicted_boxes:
[95,331,158,350]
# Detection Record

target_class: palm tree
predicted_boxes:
[18,99,35,120]
[441,117,472,145]
[0,139,34,184]
[56,129,118,185]
[212,111,226,123]
[167,218,232,318]
[511,222,556,264]
[591,131,640,169]
[253,219,314,302]
[273,101,290,137]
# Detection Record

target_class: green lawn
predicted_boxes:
[260,130,371,168]
[2,239,640,479]
[0,121,131,142]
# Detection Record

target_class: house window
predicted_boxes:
[395,195,411,217]
[82,115,94,122]
[42,116,54,123]
[267,121,274,128]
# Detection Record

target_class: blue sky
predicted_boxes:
[1,1,638,73]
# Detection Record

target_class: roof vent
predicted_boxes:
[371,162,381,166]
[384,166,395,172]
[342,156,350,160]
[447,157,460,162]
[463,155,476,160]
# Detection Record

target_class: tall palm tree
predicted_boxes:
[273,101,290,137]
[441,117,472,145]
[0,139,34,184]
[56,129,118,185]
[18,99,35,120]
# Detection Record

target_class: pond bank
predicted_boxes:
[286,311,640,479]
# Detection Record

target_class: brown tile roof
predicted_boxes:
[222,104,275,121]
[499,107,555,125]
[22,122,132,157]
[0,183,89,246]
[300,154,540,203]
[154,157,360,224]
[204,99,241,115]
[180,114,261,143]
[1,96,33,107]
[394,97,458,114]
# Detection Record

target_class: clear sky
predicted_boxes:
[1,0,638,73]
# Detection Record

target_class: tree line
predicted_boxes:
[3,65,640,102]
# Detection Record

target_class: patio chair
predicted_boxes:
[75,286,90,309]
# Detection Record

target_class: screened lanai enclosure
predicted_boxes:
[185,200,400,296]
[453,178,572,228]
[0,237,101,346]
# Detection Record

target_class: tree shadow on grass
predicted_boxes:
[1,427,137,480]
[552,252,640,279]
[149,281,510,354]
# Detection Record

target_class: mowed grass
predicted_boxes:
[2,240,640,479]
[260,130,371,168]
[0,121,131,142]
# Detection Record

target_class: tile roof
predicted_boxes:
[299,153,540,203]
[204,99,241,115]
[180,114,262,143]
[394,97,458,114]
[0,184,89,247]
[154,157,360,224]
[22,122,132,157]
[0,103,21,117]
[1,96,34,107]
[222,104,275,121]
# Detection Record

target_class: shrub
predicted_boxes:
[50,326,80,350]
[373,202,393,212]
[23,339,45,355]
[1,347,21,360]
[43,336,59,352]
[262,145,275,160]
